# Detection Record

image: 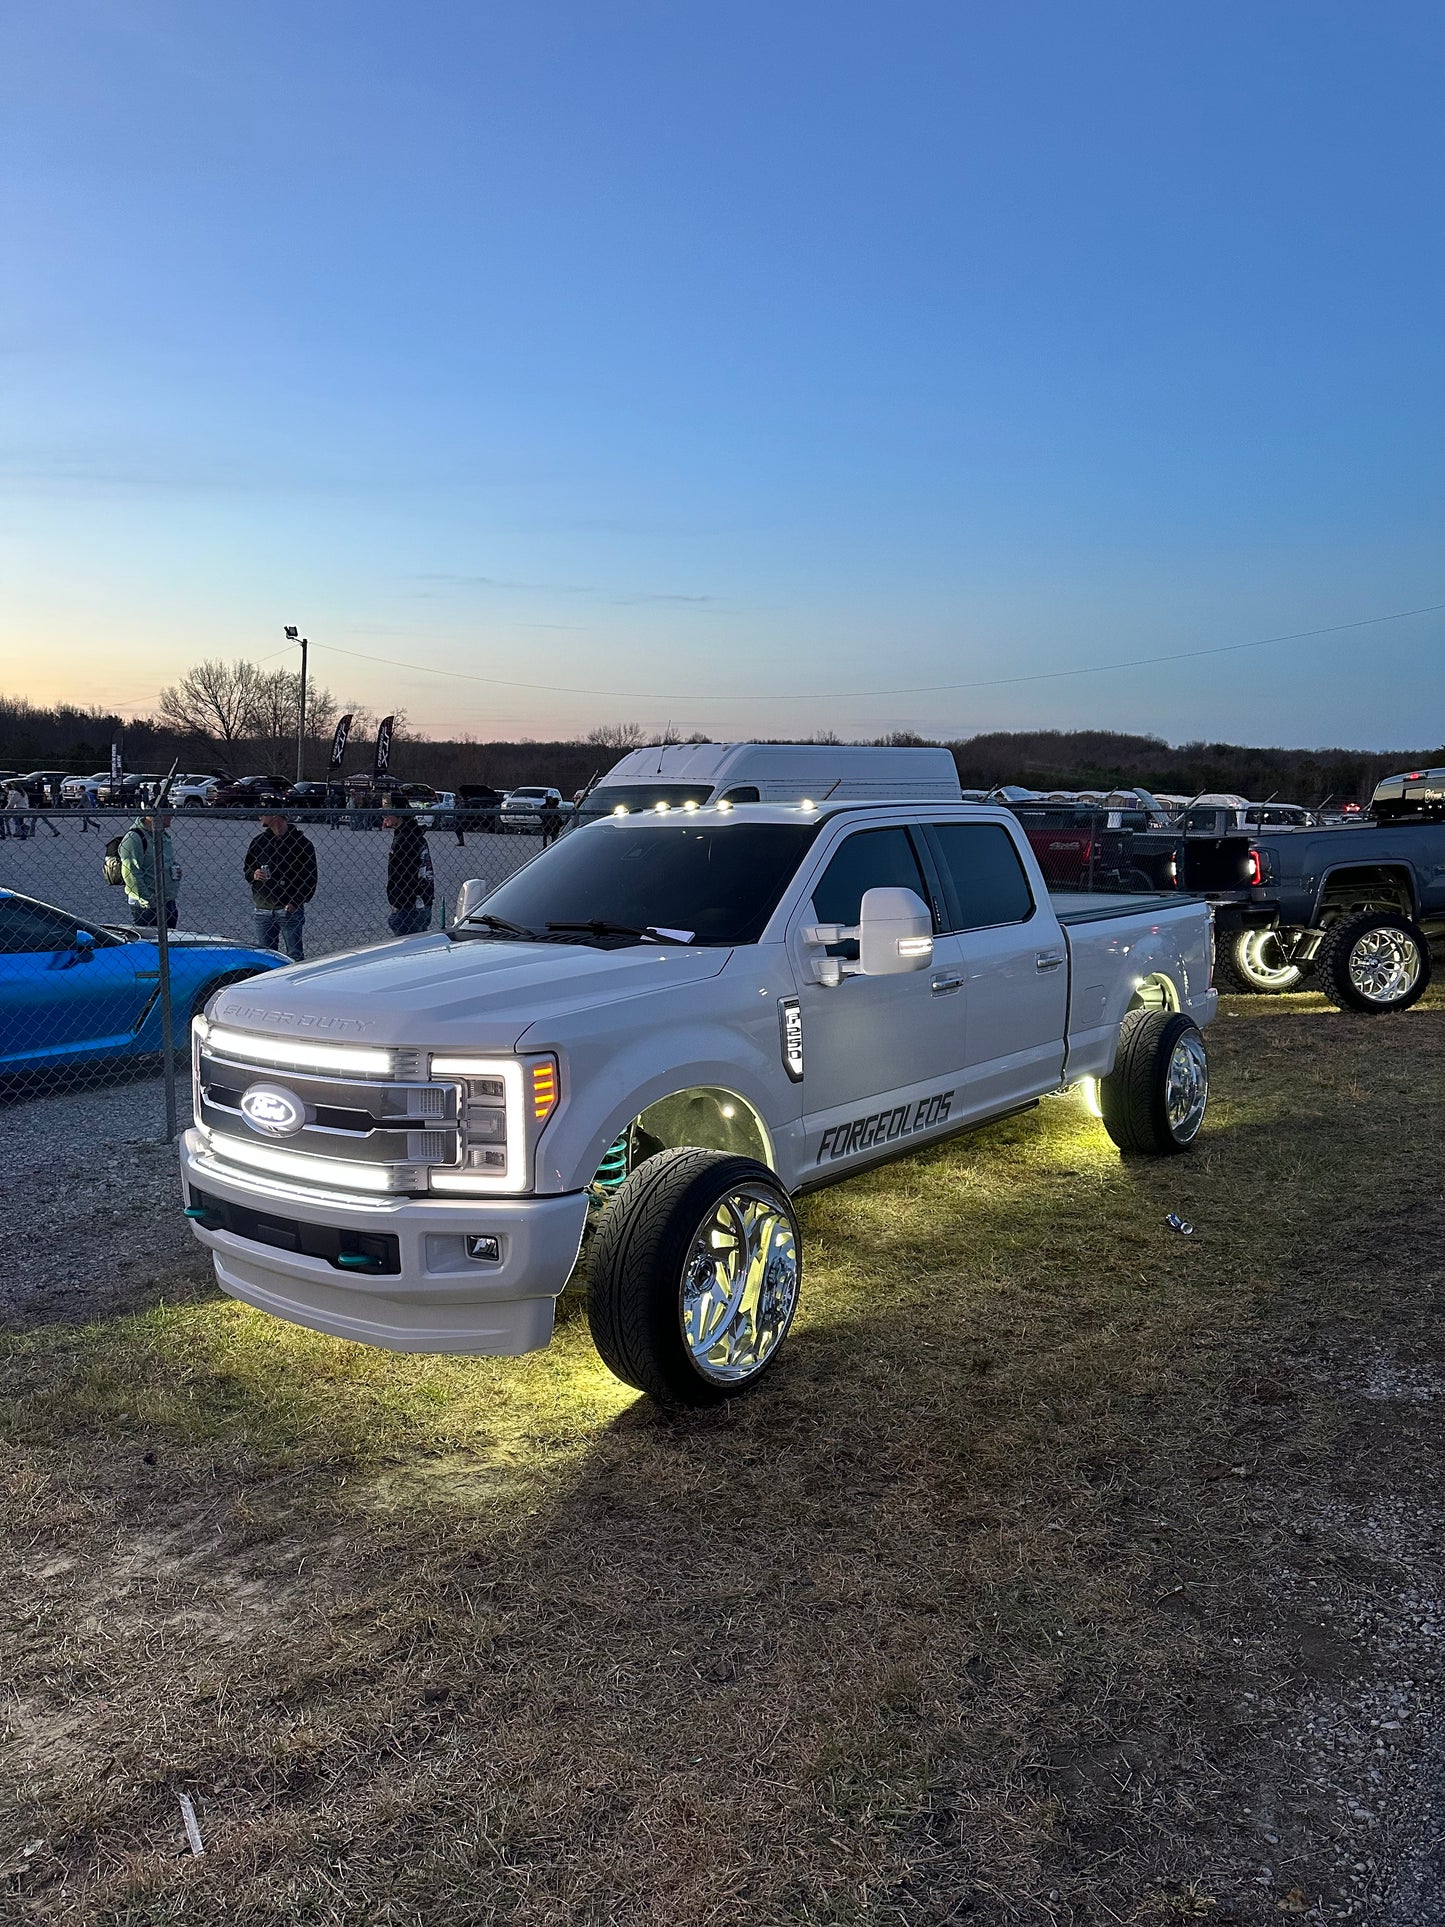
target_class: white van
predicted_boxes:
[576,741,962,822]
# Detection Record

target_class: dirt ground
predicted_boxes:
[3,986,1444,1925]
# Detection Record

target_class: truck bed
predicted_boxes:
[1050,887,1186,924]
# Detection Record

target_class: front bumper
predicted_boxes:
[180,1129,590,1355]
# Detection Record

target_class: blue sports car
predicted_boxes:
[0,887,287,1078]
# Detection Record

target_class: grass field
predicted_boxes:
[4,987,1445,1925]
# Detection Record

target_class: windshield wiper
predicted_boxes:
[458,912,539,940]
[545,919,696,944]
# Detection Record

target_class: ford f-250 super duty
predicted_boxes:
[181,801,1217,1405]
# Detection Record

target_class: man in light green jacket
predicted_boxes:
[119,809,182,929]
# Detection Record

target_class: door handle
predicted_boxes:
[931,973,963,994]
[1035,953,1064,972]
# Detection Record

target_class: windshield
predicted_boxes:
[578,782,717,821]
[471,818,820,945]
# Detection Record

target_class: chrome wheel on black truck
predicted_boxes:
[587,1148,801,1405]
[1099,1009,1208,1156]
[1315,910,1430,1014]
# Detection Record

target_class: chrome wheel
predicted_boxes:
[1348,928,1422,1004]
[1164,1031,1208,1143]
[1236,929,1304,991]
[679,1184,799,1385]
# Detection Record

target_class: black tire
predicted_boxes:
[1315,910,1431,1014]
[1214,926,1310,995]
[1099,1009,1209,1156]
[587,1148,801,1405]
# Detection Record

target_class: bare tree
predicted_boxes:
[248,668,338,766]
[159,659,264,759]
[586,721,648,749]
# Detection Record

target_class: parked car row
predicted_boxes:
[0,769,566,831]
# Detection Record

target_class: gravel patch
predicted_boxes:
[0,1074,207,1330]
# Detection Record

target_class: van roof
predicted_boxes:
[596,740,959,787]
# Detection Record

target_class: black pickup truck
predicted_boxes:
[1214,767,1445,1011]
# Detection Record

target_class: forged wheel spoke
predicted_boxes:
[1165,1033,1208,1141]
[1348,930,1419,1003]
[679,1186,800,1385]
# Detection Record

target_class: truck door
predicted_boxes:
[788,824,966,1172]
[921,821,1068,1119]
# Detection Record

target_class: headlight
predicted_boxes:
[427,1055,559,1194]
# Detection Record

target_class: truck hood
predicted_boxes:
[209,935,732,1051]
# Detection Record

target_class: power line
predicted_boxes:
[311,601,1445,705]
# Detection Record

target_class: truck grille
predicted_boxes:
[196,1040,473,1194]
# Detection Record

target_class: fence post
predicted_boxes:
[152,819,178,1143]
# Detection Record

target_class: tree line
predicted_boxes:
[2,680,1439,805]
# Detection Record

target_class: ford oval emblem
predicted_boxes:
[240,1082,307,1137]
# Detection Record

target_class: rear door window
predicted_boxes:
[927,823,1036,931]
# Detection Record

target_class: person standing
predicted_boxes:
[381,793,434,936]
[243,811,318,961]
[80,777,102,832]
[5,781,32,840]
[119,807,181,929]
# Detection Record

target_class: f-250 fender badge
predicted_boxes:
[816,1090,954,1162]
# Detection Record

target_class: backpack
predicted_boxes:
[103,827,145,888]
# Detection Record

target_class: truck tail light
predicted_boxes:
[1246,847,1263,887]
[530,1057,558,1124]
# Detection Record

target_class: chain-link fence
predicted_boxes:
[0,805,545,1130]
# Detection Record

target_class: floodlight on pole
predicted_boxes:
[285,627,308,781]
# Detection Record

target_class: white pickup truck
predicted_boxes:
[181,801,1217,1405]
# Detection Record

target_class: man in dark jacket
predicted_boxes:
[381,793,434,936]
[243,813,318,960]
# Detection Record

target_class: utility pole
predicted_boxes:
[285,626,309,781]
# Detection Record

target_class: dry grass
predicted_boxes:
[4,985,1445,1925]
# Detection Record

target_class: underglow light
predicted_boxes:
[204,1024,394,1077]
[1081,1078,1104,1119]
[205,1131,395,1191]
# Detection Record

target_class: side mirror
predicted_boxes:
[857,887,933,976]
[454,878,490,924]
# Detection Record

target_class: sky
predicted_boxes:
[2,0,1443,749]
